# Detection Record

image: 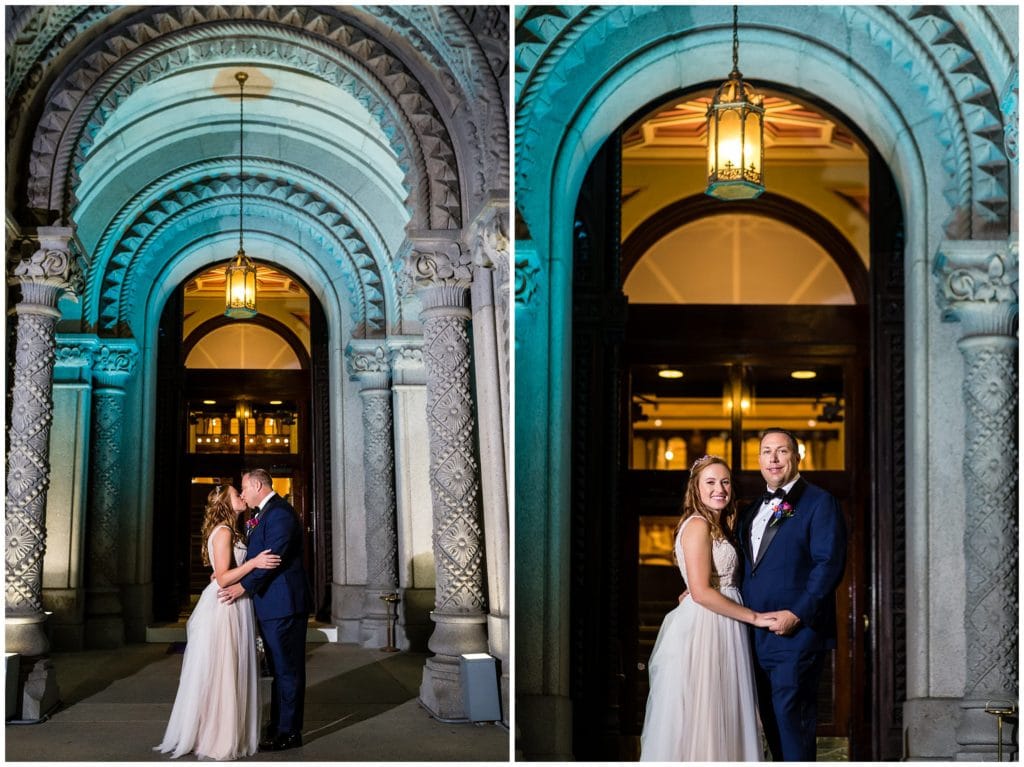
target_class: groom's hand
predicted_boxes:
[218,583,245,604]
[764,609,800,635]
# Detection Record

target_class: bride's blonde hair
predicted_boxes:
[675,455,737,544]
[200,486,244,567]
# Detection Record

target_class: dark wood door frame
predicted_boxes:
[569,144,905,761]
[152,278,333,623]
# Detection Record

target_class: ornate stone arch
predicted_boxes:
[91,171,392,338]
[18,6,464,230]
[514,5,1014,244]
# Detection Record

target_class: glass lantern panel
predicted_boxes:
[715,109,743,178]
[743,111,762,177]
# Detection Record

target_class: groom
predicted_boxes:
[741,428,847,761]
[219,468,312,752]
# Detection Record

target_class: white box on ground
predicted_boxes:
[459,653,501,722]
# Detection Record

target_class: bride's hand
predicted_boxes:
[752,612,777,628]
[251,549,281,569]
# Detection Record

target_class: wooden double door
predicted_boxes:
[621,305,868,753]
[568,132,905,760]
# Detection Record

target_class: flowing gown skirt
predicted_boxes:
[155,580,260,760]
[640,584,762,761]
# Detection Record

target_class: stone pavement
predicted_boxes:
[5,642,509,762]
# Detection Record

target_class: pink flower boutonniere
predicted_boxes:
[246,516,259,531]
[768,501,794,528]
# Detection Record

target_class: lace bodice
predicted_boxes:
[674,516,741,590]
[207,525,248,569]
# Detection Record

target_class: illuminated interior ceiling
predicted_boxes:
[185,264,308,299]
[622,94,868,167]
[622,91,869,305]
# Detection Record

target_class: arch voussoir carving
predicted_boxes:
[23,7,461,230]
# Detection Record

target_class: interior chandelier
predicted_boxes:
[225,70,258,319]
[705,6,765,201]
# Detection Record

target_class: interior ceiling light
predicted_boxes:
[658,369,684,379]
[791,370,817,379]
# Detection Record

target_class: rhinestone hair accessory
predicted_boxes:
[690,454,723,470]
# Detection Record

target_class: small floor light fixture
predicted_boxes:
[225,71,258,319]
[705,6,765,200]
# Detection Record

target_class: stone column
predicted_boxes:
[387,337,434,650]
[84,343,138,648]
[934,240,1019,760]
[408,231,488,720]
[346,341,399,648]
[5,226,83,717]
[469,200,511,723]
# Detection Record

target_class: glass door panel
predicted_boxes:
[630,364,733,470]
[630,362,847,472]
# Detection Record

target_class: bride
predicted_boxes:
[155,484,280,760]
[640,455,772,761]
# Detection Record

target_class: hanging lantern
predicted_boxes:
[225,247,257,318]
[225,71,258,318]
[706,6,765,201]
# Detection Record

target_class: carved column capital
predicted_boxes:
[346,341,391,392]
[515,248,542,308]
[386,337,425,386]
[469,200,510,271]
[406,231,473,310]
[8,227,86,312]
[92,342,139,388]
[934,240,1019,337]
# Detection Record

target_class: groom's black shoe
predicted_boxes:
[261,732,302,751]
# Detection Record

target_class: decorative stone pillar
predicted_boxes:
[469,200,511,723]
[346,341,399,649]
[407,231,488,720]
[84,342,138,648]
[934,240,1019,760]
[5,226,83,717]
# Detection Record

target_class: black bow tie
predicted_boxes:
[761,488,786,504]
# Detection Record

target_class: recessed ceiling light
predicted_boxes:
[269,400,283,405]
[658,369,684,379]
[791,370,817,380]
[203,399,216,405]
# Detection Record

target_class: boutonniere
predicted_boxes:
[768,501,794,527]
[246,515,259,531]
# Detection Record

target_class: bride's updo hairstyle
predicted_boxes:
[676,454,737,543]
[200,486,245,566]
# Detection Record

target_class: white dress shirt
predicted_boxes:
[750,475,800,559]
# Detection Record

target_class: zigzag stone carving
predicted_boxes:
[90,171,390,336]
[514,5,1013,238]
[21,7,461,229]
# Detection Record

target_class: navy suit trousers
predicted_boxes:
[261,613,307,735]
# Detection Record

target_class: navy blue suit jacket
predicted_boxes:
[240,494,312,620]
[739,477,847,656]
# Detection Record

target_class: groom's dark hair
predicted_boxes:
[759,427,799,453]
[245,467,274,490]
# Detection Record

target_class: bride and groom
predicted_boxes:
[641,428,848,761]
[156,468,312,760]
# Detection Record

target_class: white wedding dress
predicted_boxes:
[155,526,260,760]
[640,516,762,761]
